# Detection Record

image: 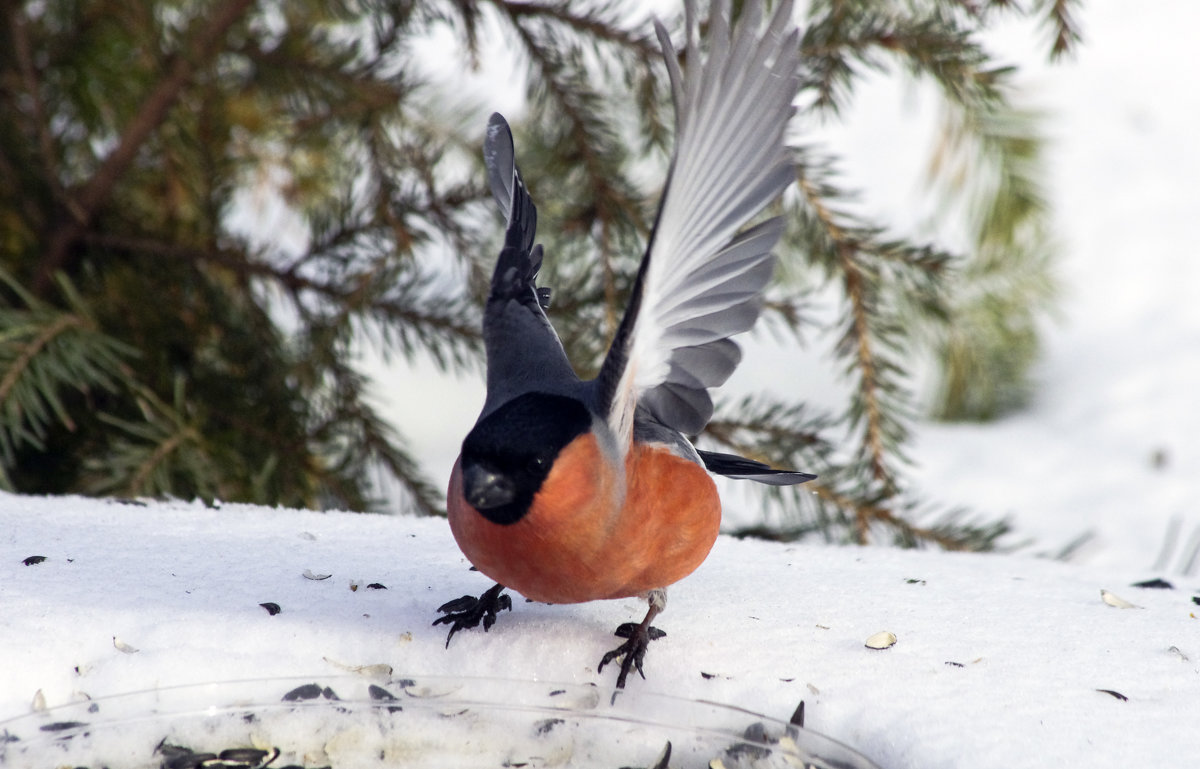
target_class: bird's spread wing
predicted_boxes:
[596,0,800,448]
[480,114,577,418]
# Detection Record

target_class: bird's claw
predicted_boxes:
[597,622,666,689]
[433,583,512,648]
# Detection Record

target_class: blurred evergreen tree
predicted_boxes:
[0,0,1075,547]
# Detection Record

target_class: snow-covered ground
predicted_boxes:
[3,1,1199,767]
[3,494,1199,768]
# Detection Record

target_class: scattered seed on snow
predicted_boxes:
[219,747,274,764]
[281,683,339,702]
[777,735,803,761]
[1096,688,1128,701]
[649,740,672,769]
[367,583,387,590]
[322,656,392,677]
[281,683,322,702]
[259,602,281,616]
[1131,577,1174,589]
[31,689,46,712]
[1168,645,1189,662]
[1100,589,1140,609]
[368,683,398,700]
[729,724,774,763]
[157,743,213,766]
[865,631,897,650]
[368,684,403,713]
[112,636,139,654]
[402,681,462,699]
[302,569,332,581]
[22,555,47,566]
[789,700,805,728]
[39,721,87,732]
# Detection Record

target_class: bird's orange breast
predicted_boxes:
[447,435,721,604]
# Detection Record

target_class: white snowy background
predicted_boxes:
[3,1,1199,767]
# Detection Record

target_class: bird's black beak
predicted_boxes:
[462,462,516,510]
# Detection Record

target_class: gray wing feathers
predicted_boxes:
[655,219,782,329]
[639,339,742,434]
[628,0,799,435]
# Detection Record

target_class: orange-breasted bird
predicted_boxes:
[435,0,815,689]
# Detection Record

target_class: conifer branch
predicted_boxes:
[923,84,1057,419]
[809,485,956,549]
[495,0,662,58]
[1040,0,1082,59]
[705,393,1008,552]
[841,253,887,495]
[0,270,132,470]
[790,145,965,544]
[8,9,70,215]
[81,232,483,373]
[801,4,1004,115]
[794,164,895,500]
[128,421,200,497]
[0,314,82,418]
[34,0,256,295]
[88,380,221,502]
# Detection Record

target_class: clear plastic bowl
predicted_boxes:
[0,675,882,768]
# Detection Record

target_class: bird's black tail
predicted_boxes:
[698,449,816,486]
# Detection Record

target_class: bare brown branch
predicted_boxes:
[8,9,74,216]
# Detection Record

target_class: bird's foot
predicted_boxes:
[433,582,512,648]
[597,622,667,689]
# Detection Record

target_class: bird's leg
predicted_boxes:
[598,589,668,690]
[433,582,512,648]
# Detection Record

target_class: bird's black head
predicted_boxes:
[460,392,592,525]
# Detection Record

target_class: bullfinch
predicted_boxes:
[435,0,815,689]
